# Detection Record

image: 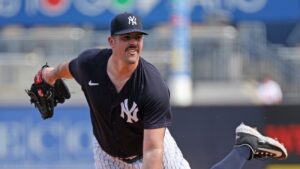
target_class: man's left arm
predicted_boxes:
[142,128,165,169]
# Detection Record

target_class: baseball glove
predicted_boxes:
[25,64,71,119]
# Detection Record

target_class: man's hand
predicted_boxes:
[25,64,71,119]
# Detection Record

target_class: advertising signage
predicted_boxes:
[1,105,300,169]
[0,0,300,28]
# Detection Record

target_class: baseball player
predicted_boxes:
[40,13,287,169]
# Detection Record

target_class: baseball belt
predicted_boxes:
[117,154,142,163]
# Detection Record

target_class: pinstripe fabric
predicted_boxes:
[163,129,191,169]
[92,129,190,169]
[93,137,143,169]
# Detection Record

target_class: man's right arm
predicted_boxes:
[42,61,73,85]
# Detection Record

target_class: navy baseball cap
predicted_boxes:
[110,13,148,36]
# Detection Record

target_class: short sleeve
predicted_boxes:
[69,49,101,86]
[69,57,82,85]
[142,70,172,129]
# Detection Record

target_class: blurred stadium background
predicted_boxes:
[1,0,300,169]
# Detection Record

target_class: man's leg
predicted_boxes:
[210,146,250,169]
[210,123,288,169]
[163,129,191,169]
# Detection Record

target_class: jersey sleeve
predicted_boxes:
[69,49,100,86]
[142,71,172,129]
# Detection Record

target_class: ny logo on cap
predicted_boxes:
[128,16,137,26]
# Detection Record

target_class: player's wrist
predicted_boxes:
[42,67,57,86]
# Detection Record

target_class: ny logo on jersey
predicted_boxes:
[120,99,139,123]
[128,16,137,26]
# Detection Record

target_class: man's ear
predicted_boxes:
[108,36,114,47]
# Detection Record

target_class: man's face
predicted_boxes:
[109,32,144,65]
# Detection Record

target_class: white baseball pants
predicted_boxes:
[93,129,191,169]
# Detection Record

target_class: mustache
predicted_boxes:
[125,45,139,52]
